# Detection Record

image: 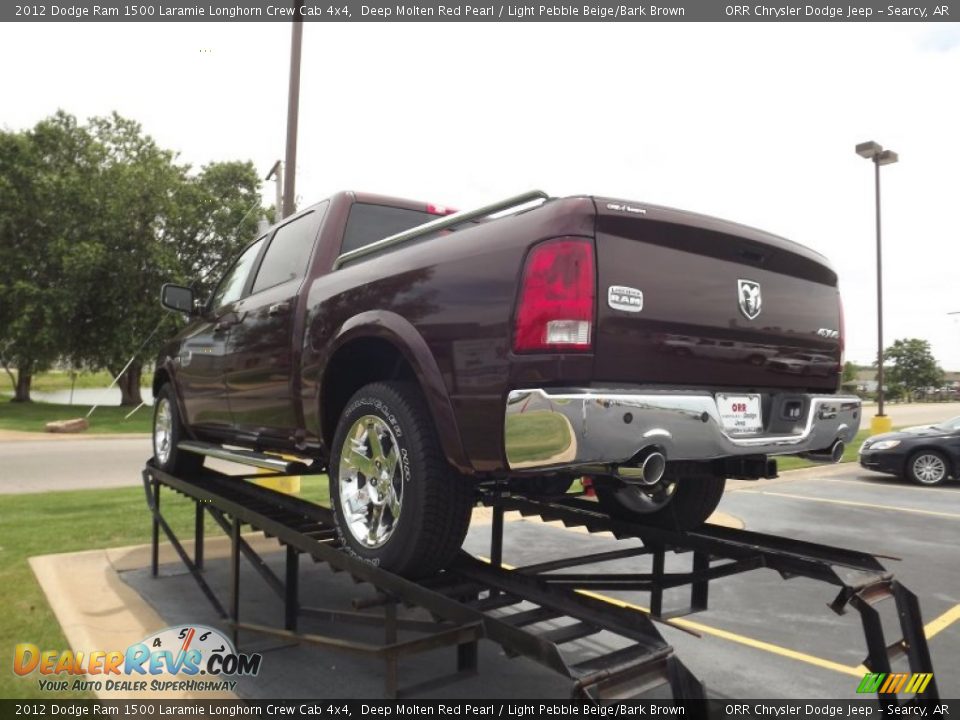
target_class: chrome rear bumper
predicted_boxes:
[504,388,861,471]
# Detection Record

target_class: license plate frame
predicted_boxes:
[716,393,763,435]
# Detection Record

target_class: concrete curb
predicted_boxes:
[27,534,278,700]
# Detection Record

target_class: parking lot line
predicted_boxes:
[734,489,960,520]
[481,526,958,680]
[823,477,960,495]
[925,603,960,640]
[478,555,863,677]
[573,589,864,677]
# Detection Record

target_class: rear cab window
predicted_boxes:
[252,206,326,294]
[340,203,436,255]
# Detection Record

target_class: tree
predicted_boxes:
[882,338,944,403]
[842,361,858,384]
[0,111,265,406]
[0,113,103,402]
[64,115,264,406]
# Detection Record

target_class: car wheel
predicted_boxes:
[329,381,474,578]
[153,384,204,475]
[906,450,950,486]
[594,474,726,530]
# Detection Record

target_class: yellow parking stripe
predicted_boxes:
[479,546,960,678]
[925,603,960,639]
[736,489,960,520]
[574,589,864,677]
[478,556,861,677]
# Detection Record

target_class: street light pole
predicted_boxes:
[873,154,884,417]
[855,140,898,433]
[282,0,304,220]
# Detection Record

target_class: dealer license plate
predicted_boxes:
[716,394,762,435]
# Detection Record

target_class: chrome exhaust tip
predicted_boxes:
[800,439,845,464]
[619,450,667,486]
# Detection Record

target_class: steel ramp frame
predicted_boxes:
[141,463,937,704]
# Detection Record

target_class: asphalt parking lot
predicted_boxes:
[121,463,959,700]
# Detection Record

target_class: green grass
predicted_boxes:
[504,411,574,465]
[0,400,152,434]
[776,427,875,472]
[0,478,329,699]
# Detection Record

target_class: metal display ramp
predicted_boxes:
[142,463,938,703]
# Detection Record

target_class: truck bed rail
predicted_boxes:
[332,189,549,270]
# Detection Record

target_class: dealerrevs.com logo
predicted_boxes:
[13,625,262,693]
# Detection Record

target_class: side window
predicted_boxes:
[341,203,435,255]
[251,210,322,294]
[209,237,266,310]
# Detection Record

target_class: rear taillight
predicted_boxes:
[513,238,595,353]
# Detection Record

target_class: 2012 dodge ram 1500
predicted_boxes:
[153,190,861,577]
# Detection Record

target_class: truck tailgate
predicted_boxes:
[593,198,842,391]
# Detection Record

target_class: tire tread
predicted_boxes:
[330,381,474,577]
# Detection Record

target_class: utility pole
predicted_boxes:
[282,0,305,220]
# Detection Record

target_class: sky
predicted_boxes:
[2,21,959,369]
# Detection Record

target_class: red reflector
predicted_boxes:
[426,203,457,216]
[513,238,595,353]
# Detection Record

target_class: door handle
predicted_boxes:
[213,311,246,332]
[268,302,290,317]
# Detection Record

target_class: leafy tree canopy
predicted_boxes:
[0,111,265,404]
[882,338,945,402]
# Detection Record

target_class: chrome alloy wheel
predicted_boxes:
[338,415,404,548]
[154,397,173,466]
[913,453,947,484]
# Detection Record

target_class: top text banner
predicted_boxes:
[4,0,955,21]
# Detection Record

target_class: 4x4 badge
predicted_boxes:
[737,279,762,320]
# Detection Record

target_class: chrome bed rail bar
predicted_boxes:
[332,189,549,270]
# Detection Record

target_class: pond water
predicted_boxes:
[2,387,154,406]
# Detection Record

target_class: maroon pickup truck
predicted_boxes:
[153,190,861,576]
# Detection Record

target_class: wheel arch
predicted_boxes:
[151,359,195,441]
[319,311,471,474]
[152,365,171,398]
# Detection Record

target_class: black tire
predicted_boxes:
[905,449,950,486]
[152,384,204,475]
[595,475,726,530]
[329,381,474,578]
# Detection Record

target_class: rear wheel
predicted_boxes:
[329,382,474,578]
[152,384,203,475]
[594,474,726,530]
[906,450,949,486]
